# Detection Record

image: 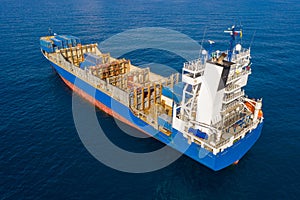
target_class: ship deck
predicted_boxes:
[129,65,168,83]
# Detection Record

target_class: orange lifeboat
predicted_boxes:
[245,102,254,112]
[258,110,263,119]
[245,101,263,119]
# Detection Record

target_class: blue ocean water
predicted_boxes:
[0,0,299,199]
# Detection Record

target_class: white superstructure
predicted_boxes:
[172,32,263,154]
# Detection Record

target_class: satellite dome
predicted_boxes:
[235,44,242,51]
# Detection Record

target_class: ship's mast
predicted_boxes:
[48,27,53,36]
[224,25,242,61]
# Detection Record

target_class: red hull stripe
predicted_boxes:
[59,75,150,135]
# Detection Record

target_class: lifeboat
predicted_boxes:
[245,101,263,119]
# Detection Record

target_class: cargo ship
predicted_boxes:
[40,26,263,171]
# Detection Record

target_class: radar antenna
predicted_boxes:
[224,25,242,61]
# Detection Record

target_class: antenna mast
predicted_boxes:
[224,25,242,61]
[198,27,207,58]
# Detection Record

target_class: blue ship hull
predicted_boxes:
[49,59,263,171]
